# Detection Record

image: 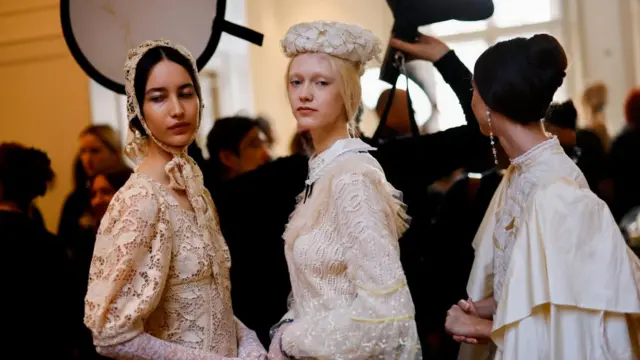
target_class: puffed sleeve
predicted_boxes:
[280,168,421,359]
[84,179,171,346]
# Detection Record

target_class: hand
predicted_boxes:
[445,305,491,344]
[459,297,478,316]
[267,325,289,360]
[451,298,486,344]
[389,34,450,63]
[241,349,267,360]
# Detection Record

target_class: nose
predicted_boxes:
[169,95,185,118]
[299,84,313,103]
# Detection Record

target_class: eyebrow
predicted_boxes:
[146,83,194,95]
[288,72,334,80]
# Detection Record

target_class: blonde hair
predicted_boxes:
[80,124,123,155]
[285,54,363,129]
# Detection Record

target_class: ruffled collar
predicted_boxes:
[510,136,563,171]
[306,138,375,185]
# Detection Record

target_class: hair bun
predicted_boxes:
[473,33,569,125]
[527,34,567,85]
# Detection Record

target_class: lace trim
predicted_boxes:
[510,136,560,170]
[493,137,567,303]
[307,138,375,185]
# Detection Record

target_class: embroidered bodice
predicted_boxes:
[279,138,421,359]
[492,137,589,303]
[84,173,238,355]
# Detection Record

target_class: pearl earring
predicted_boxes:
[486,109,498,166]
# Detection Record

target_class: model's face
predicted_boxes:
[90,174,115,223]
[287,53,345,133]
[142,60,199,149]
[471,81,491,137]
[79,134,116,177]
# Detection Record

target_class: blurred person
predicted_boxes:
[544,100,607,198]
[204,116,272,189]
[255,116,276,150]
[0,142,73,358]
[609,88,640,221]
[70,167,132,360]
[58,125,127,248]
[581,81,610,148]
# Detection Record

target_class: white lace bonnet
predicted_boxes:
[123,39,205,192]
[122,39,230,277]
[280,21,382,72]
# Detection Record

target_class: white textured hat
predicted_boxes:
[281,21,382,65]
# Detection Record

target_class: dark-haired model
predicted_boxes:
[83,40,265,360]
[437,34,640,359]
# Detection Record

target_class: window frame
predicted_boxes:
[422,0,577,130]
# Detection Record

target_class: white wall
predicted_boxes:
[569,0,640,132]
[89,0,255,156]
[246,0,395,155]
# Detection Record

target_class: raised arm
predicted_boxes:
[377,36,489,185]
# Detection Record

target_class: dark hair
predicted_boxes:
[206,116,261,181]
[93,167,133,193]
[254,116,275,147]
[130,46,201,135]
[474,33,568,124]
[624,88,640,127]
[0,143,55,209]
[545,99,577,130]
[73,155,88,190]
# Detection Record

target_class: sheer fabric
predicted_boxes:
[279,138,421,359]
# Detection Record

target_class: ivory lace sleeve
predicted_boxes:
[84,180,170,347]
[280,171,419,359]
[236,318,267,359]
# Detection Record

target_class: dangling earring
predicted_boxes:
[486,109,498,166]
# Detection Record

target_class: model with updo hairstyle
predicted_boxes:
[445,34,640,359]
[0,142,73,358]
[473,34,567,126]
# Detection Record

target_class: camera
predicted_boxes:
[379,21,418,86]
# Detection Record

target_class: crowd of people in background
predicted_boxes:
[1,37,638,358]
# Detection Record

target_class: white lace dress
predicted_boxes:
[84,173,263,360]
[278,138,421,359]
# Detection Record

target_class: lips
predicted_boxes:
[297,107,317,114]
[168,122,190,130]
